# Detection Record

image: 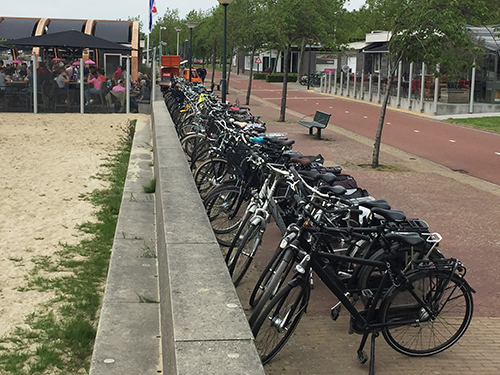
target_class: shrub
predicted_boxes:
[253,73,268,80]
[265,73,298,83]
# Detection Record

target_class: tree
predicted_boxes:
[366,0,497,168]
[263,0,347,121]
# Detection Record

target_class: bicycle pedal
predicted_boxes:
[357,350,368,365]
[330,306,340,321]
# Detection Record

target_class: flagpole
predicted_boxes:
[147,34,150,64]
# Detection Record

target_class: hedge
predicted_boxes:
[253,73,268,80]
[265,73,298,83]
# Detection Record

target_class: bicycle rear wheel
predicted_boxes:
[252,279,309,364]
[193,157,228,198]
[380,269,473,356]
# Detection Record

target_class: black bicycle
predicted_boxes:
[250,229,474,374]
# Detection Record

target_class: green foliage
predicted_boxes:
[253,73,268,80]
[265,73,298,82]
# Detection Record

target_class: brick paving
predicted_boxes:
[205,72,500,374]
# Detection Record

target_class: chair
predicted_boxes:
[49,80,70,112]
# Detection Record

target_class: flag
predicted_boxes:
[149,0,158,33]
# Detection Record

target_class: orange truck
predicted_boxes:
[159,55,181,91]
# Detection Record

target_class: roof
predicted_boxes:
[362,42,389,54]
[0,18,39,39]
[468,24,500,52]
[346,41,369,51]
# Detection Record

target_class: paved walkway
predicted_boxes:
[205,72,500,374]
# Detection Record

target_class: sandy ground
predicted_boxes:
[0,113,143,338]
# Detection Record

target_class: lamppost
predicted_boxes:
[159,26,166,63]
[217,0,235,103]
[175,26,182,55]
[186,22,197,82]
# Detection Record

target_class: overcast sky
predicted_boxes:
[2,0,366,34]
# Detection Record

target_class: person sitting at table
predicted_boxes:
[105,79,126,112]
[85,70,103,105]
[113,65,122,84]
[54,68,70,89]
[0,67,11,90]
[131,79,150,112]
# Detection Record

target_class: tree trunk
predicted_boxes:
[227,51,232,96]
[246,48,255,105]
[278,46,290,122]
[272,51,281,74]
[372,60,400,168]
[298,38,306,75]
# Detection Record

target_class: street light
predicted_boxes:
[186,22,198,82]
[175,26,182,55]
[217,0,235,103]
[159,26,166,62]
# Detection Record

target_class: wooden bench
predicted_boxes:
[298,110,331,139]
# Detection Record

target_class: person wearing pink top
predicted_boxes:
[105,79,126,111]
[85,71,103,104]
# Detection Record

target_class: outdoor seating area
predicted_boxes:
[0,28,151,113]
[0,57,152,113]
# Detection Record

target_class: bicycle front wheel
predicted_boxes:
[228,222,262,286]
[252,280,309,364]
[380,269,473,356]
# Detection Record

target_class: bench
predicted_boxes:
[298,110,331,139]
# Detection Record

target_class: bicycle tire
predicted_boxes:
[227,222,262,286]
[193,157,228,198]
[357,248,444,304]
[252,279,309,364]
[180,133,205,161]
[248,246,296,326]
[203,184,249,247]
[380,269,473,356]
[190,141,216,171]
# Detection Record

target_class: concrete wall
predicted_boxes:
[151,102,265,374]
[89,102,265,374]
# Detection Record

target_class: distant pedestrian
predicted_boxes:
[197,64,207,83]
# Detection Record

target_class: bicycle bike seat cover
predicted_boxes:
[359,199,391,210]
[371,207,406,222]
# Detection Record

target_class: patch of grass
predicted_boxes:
[0,119,136,374]
[141,243,157,258]
[143,178,156,194]
[358,163,409,172]
[447,116,500,132]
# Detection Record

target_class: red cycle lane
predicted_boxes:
[226,74,500,186]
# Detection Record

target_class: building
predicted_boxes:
[0,17,141,80]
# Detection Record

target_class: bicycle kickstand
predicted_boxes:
[369,331,379,375]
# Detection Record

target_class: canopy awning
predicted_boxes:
[6,30,134,52]
[363,42,389,54]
